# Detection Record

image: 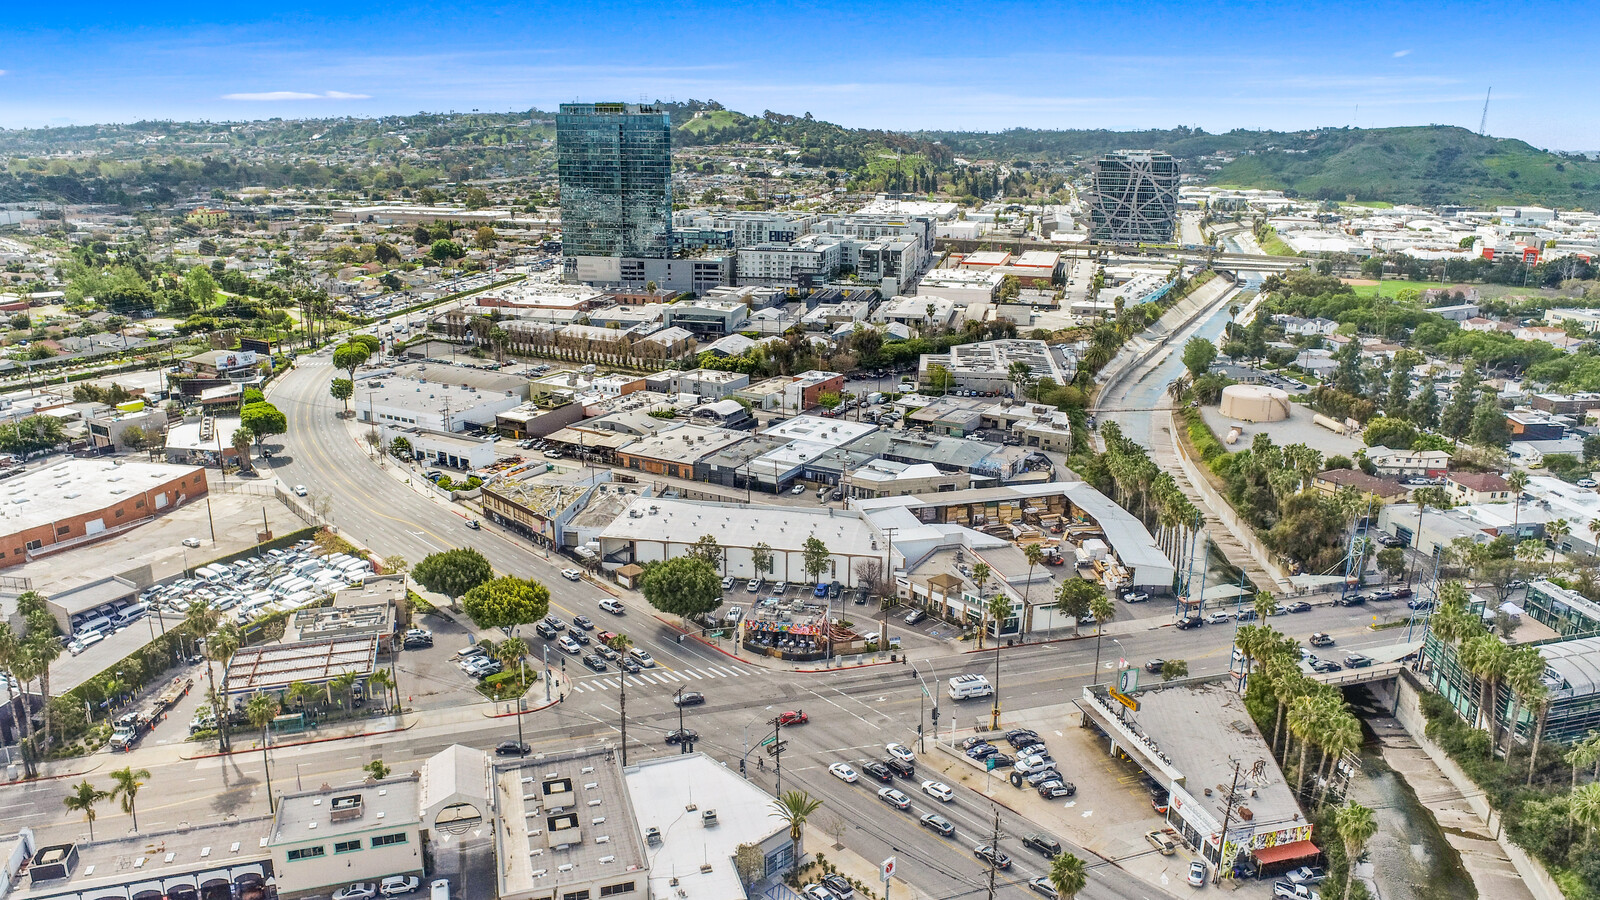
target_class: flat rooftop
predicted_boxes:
[271,776,420,846]
[618,424,749,465]
[0,459,204,536]
[164,417,244,453]
[53,576,139,617]
[1136,682,1302,832]
[10,817,274,900]
[761,415,875,448]
[224,635,377,694]
[624,754,786,900]
[494,747,647,899]
[362,374,518,413]
[599,497,878,555]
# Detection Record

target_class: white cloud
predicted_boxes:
[221,90,368,101]
[1393,49,1413,58]
[0,70,9,76]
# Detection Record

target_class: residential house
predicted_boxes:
[1446,471,1512,505]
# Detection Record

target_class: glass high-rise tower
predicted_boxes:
[556,102,673,259]
[1088,150,1178,244]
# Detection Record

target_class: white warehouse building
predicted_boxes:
[356,374,523,433]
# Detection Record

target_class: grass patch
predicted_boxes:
[1345,278,1450,298]
[1256,225,1298,257]
[1342,200,1395,209]
[477,669,537,701]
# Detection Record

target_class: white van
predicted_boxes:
[116,603,149,624]
[948,674,994,700]
[628,648,656,668]
[430,880,450,900]
[195,564,231,584]
[290,559,323,578]
[75,615,112,636]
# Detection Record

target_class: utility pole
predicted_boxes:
[985,807,1001,900]
[770,716,785,794]
[881,526,897,656]
[1213,760,1244,879]
[618,646,629,765]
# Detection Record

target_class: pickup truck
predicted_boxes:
[1273,882,1320,900]
[1286,867,1327,885]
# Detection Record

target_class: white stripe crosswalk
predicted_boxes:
[570,663,758,693]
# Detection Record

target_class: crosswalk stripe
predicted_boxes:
[684,670,704,679]
[710,666,737,677]
[639,674,658,684]
[658,671,681,682]
[703,668,725,677]
[626,676,644,686]
[573,683,587,693]
[605,679,620,688]
[724,666,744,676]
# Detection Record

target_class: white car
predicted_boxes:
[561,569,583,581]
[629,648,655,667]
[380,877,420,897]
[293,485,308,497]
[886,743,914,764]
[557,635,582,654]
[921,780,953,802]
[334,885,377,900]
[1203,611,1234,624]
[599,598,625,615]
[182,537,201,548]
[829,763,859,783]
[1187,861,1207,887]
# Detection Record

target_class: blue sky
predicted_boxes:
[3,0,1596,149]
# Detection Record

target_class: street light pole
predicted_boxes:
[543,645,551,702]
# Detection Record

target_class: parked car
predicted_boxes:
[1121,591,1150,603]
[1004,728,1038,746]
[904,609,926,625]
[820,875,854,900]
[373,860,416,890]
[561,569,583,581]
[1332,593,1367,607]
[334,886,377,900]
[1286,866,1327,885]
[722,576,736,590]
[1273,882,1319,900]
[1027,878,1058,899]
[1038,782,1076,799]
[965,742,998,760]
[1145,830,1176,855]
[1309,633,1334,647]
[1203,610,1234,624]
[1188,861,1208,887]
[1344,653,1373,668]
[1285,601,1312,613]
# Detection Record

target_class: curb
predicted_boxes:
[484,693,563,718]
[0,760,106,789]
[179,718,417,761]
[655,615,902,674]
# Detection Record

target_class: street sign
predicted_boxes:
[880,857,896,883]
[985,756,997,771]
[1117,666,1139,694]
[760,735,777,747]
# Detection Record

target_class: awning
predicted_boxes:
[83,888,129,900]
[129,882,163,900]
[198,870,230,887]
[231,865,265,883]
[1252,840,1320,865]
[163,876,198,892]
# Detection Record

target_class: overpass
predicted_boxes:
[931,235,1309,273]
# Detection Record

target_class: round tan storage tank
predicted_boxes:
[1219,384,1290,422]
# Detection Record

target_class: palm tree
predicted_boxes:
[769,790,823,875]
[1288,694,1327,796]
[971,562,992,649]
[1089,595,1115,684]
[1506,470,1529,535]
[1048,852,1088,900]
[366,668,395,714]
[63,779,109,840]
[1549,517,1571,564]
[231,427,255,473]
[109,766,151,833]
[328,670,358,715]
[607,632,634,763]
[206,624,241,751]
[496,638,529,684]
[1335,802,1377,900]
[1575,782,1600,847]
[1020,544,1045,630]
[1254,590,1279,619]
[246,693,281,812]
[1502,644,1544,757]
[287,680,319,716]
[1269,659,1308,757]
[1316,714,1361,809]
[1460,633,1510,752]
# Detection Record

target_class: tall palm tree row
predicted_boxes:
[1335,802,1377,900]
[246,693,281,812]
[109,766,151,833]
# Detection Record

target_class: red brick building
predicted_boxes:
[0,459,208,568]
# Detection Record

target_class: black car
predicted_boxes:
[621,657,642,674]
[1285,601,1312,613]
[1038,782,1076,799]
[1344,653,1373,668]
[665,728,698,744]
[572,615,594,631]
[1023,833,1062,857]
[965,743,998,760]
[495,741,530,756]
[1145,659,1166,674]
[542,615,567,631]
[1332,593,1367,607]
[1311,659,1344,673]
[569,630,591,645]
[1004,728,1039,746]
[403,635,433,649]
[535,621,559,639]
[1175,617,1203,630]
[973,845,1012,869]
[885,758,915,779]
[861,762,894,783]
[582,655,608,672]
[1408,599,1436,611]
[1025,768,1061,786]
[986,753,1014,768]
[673,691,705,707]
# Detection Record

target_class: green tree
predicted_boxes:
[185,266,217,309]
[109,765,151,832]
[430,239,465,262]
[639,556,723,620]
[1361,416,1419,450]
[333,342,371,380]
[1160,659,1189,682]
[348,333,380,355]
[1181,337,1217,378]
[1055,579,1100,637]
[411,548,494,609]
[802,536,831,585]
[1048,852,1088,900]
[246,693,280,812]
[1335,802,1377,900]
[330,378,354,413]
[474,226,497,249]
[751,542,774,579]
[462,577,551,634]
[768,790,823,875]
[687,535,723,570]
[997,274,1021,304]
[363,759,391,780]
[240,402,286,449]
[64,779,110,841]
[462,188,489,210]
[1377,547,1406,581]
[816,392,841,411]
